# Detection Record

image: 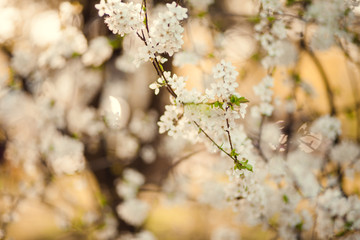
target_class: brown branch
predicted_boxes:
[306,49,337,116]
[225,106,237,160]
[158,148,204,185]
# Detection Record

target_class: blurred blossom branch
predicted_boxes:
[305,48,337,116]
[0,0,360,239]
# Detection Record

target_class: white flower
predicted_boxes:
[253,84,273,102]
[116,199,149,226]
[260,102,274,116]
[212,61,226,79]
[102,1,144,37]
[211,227,239,240]
[189,0,214,11]
[173,51,200,67]
[148,6,187,57]
[330,141,360,164]
[0,7,20,43]
[311,115,341,141]
[149,82,160,95]
[115,132,139,159]
[239,103,248,118]
[166,2,188,20]
[198,181,225,208]
[45,134,86,175]
[135,40,159,65]
[262,75,274,87]
[140,145,157,164]
[116,183,137,199]
[82,36,113,67]
[135,231,157,240]
[95,0,108,17]
[11,47,37,77]
[253,75,274,105]
[261,0,282,11]
[271,20,287,39]
[123,168,145,187]
[262,123,281,149]
[310,26,335,51]
[207,60,239,101]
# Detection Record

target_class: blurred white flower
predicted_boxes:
[82,36,113,67]
[311,115,341,141]
[211,227,240,240]
[330,141,360,164]
[116,199,149,226]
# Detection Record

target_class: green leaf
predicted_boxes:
[249,16,261,24]
[230,95,249,106]
[159,63,164,72]
[295,222,303,231]
[245,163,253,171]
[108,36,123,49]
[283,194,289,204]
[213,101,224,110]
[72,133,79,139]
[286,0,296,6]
[234,158,253,172]
[335,222,353,237]
[251,52,261,61]
[219,143,224,151]
[267,16,276,23]
[197,11,207,18]
[344,8,351,16]
[293,73,301,84]
[230,149,239,157]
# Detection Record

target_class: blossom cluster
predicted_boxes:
[96,0,188,66]
[115,169,150,227]
[98,1,360,239]
[306,0,356,50]
[155,60,249,166]
[0,0,360,239]
[96,0,144,36]
[252,75,274,116]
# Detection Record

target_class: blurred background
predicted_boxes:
[0,0,359,239]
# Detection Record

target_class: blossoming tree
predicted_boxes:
[0,0,360,239]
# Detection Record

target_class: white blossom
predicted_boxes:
[311,115,341,141]
[211,227,240,240]
[330,141,360,164]
[116,199,149,226]
[43,133,86,175]
[82,36,113,67]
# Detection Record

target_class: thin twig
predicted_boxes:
[142,0,150,37]
[158,148,205,184]
[193,121,239,164]
[154,58,178,98]
[225,106,237,160]
[137,1,178,98]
